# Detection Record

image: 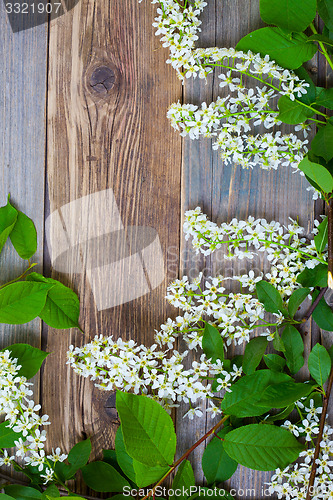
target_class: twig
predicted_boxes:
[305,366,333,500]
[303,287,328,322]
[0,263,37,290]
[141,415,229,500]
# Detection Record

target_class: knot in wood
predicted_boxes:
[89,66,115,94]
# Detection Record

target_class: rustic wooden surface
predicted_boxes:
[44,0,182,493]
[0,0,331,498]
[0,0,48,479]
[178,0,323,494]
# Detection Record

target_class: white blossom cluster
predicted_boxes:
[0,350,67,484]
[147,0,309,94]
[183,207,326,296]
[144,0,312,171]
[268,400,333,500]
[68,209,327,418]
[168,97,309,171]
[156,273,280,349]
[67,335,242,419]
[153,209,326,350]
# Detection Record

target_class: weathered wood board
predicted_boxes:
[44,0,182,493]
[0,0,332,497]
[178,0,327,495]
[0,0,48,483]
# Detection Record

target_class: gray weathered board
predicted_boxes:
[0,0,330,497]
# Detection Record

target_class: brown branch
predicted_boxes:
[141,415,229,500]
[303,287,328,322]
[328,198,333,289]
[305,366,333,500]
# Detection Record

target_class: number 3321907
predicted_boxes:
[5,2,62,14]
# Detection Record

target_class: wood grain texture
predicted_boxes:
[44,0,182,493]
[0,0,332,496]
[0,1,48,482]
[0,3,47,334]
[178,0,319,496]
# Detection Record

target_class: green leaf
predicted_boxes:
[265,404,295,422]
[294,67,317,105]
[26,273,80,329]
[102,449,130,483]
[202,428,238,484]
[68,438,91,470]
[116,392,176,468]
[106,496,134,500]
[281,325,304,374]
[53,440,91,481]
[308,343,332,386]
[236,28,317,69]
[48,498,85,500]
[257,381,315,408]
[329,344,333,363]
[242,337,268,375]
[4,487,41,500]
[314,87,333,111]
[81,461,130,492]
[312,291,333,331]
[41,485,60,500]
[223,424,305,471]
[4,344,49,379]
[288,287,310,317]
[311,124,333,164]
[277,95,315,125]
[298,157,333,193]
[314,218,328,254]
[297,263,328,288]
[0,282,53,324]
[170,461,195,500]
[256,280,284,314]
[202,323,224,363]
[221,370,291,417]
[273,333,286,353]
[0,421,23,448]
[260,0,316,32]
[54,461,75,482]
[318,0,333,31]
[9,211,37,260]
[115,427,167,488]
[0,495,16,500]
[0,196,18,255]
[264,354,286,372]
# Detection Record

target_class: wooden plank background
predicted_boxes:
[0,0,48,479]
[0,0,331,497]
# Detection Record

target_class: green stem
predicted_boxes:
[0,263,37,289]
[310,23,333,72]
[196,231,327,263]
[201,60,329,119]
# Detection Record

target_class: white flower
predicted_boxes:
[0,450,15,466]
[47,447,68,463]
[0,350,65,478]
[206,401,222,418]
[183,407,203,419]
